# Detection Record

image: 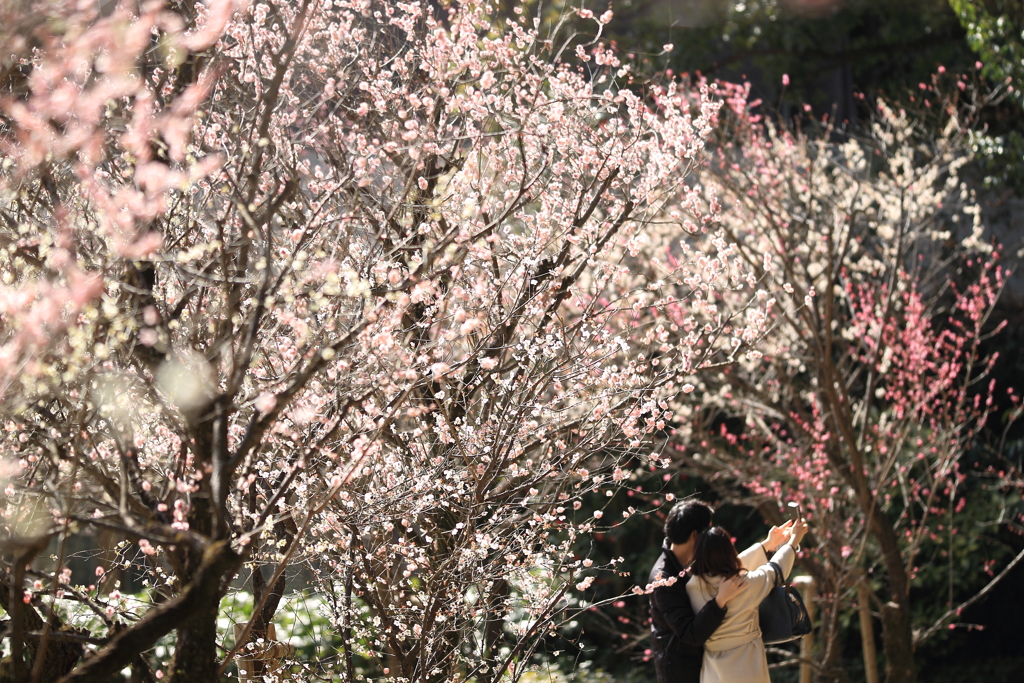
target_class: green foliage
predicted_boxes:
[950,0,1024,105]
[968,128,1024,189]
[1,589,358,681]
[515,663,648,683]
[903,457,1023,646]
[949,1,1024,191]
[217,590,353,677]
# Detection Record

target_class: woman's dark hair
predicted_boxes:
[664,501,713,545]
[692,526,743,579]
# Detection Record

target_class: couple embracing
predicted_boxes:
[648,501,809,683]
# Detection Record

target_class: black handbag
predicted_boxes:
[757,561,812,644]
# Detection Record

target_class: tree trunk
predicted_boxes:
[879,601,916,683]
[865,506,916,683]
[814,600,849,683]
[818,369,917,683]
[168,602,221,683]
[248,560,287,679]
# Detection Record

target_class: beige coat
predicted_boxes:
[686,544,797,683]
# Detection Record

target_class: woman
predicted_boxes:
[686,520,808,683]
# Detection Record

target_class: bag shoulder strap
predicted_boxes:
[768,561,785,588]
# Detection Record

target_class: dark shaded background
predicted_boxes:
[542,1,1024,681]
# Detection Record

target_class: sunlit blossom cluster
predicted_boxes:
[0,1,764,680]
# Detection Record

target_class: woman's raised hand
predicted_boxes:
[765,519,795,551]
[787,519,809,547]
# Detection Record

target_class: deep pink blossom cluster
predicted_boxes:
[656,79,1024,680]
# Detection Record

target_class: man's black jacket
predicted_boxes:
[648,540,727,683]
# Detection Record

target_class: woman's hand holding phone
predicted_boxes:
[787,519,809,548]
[764,519,795,552]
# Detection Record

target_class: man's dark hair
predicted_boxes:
[663,500,713,545]
[692,526,743,580]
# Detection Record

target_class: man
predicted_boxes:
[648,501,794,683]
